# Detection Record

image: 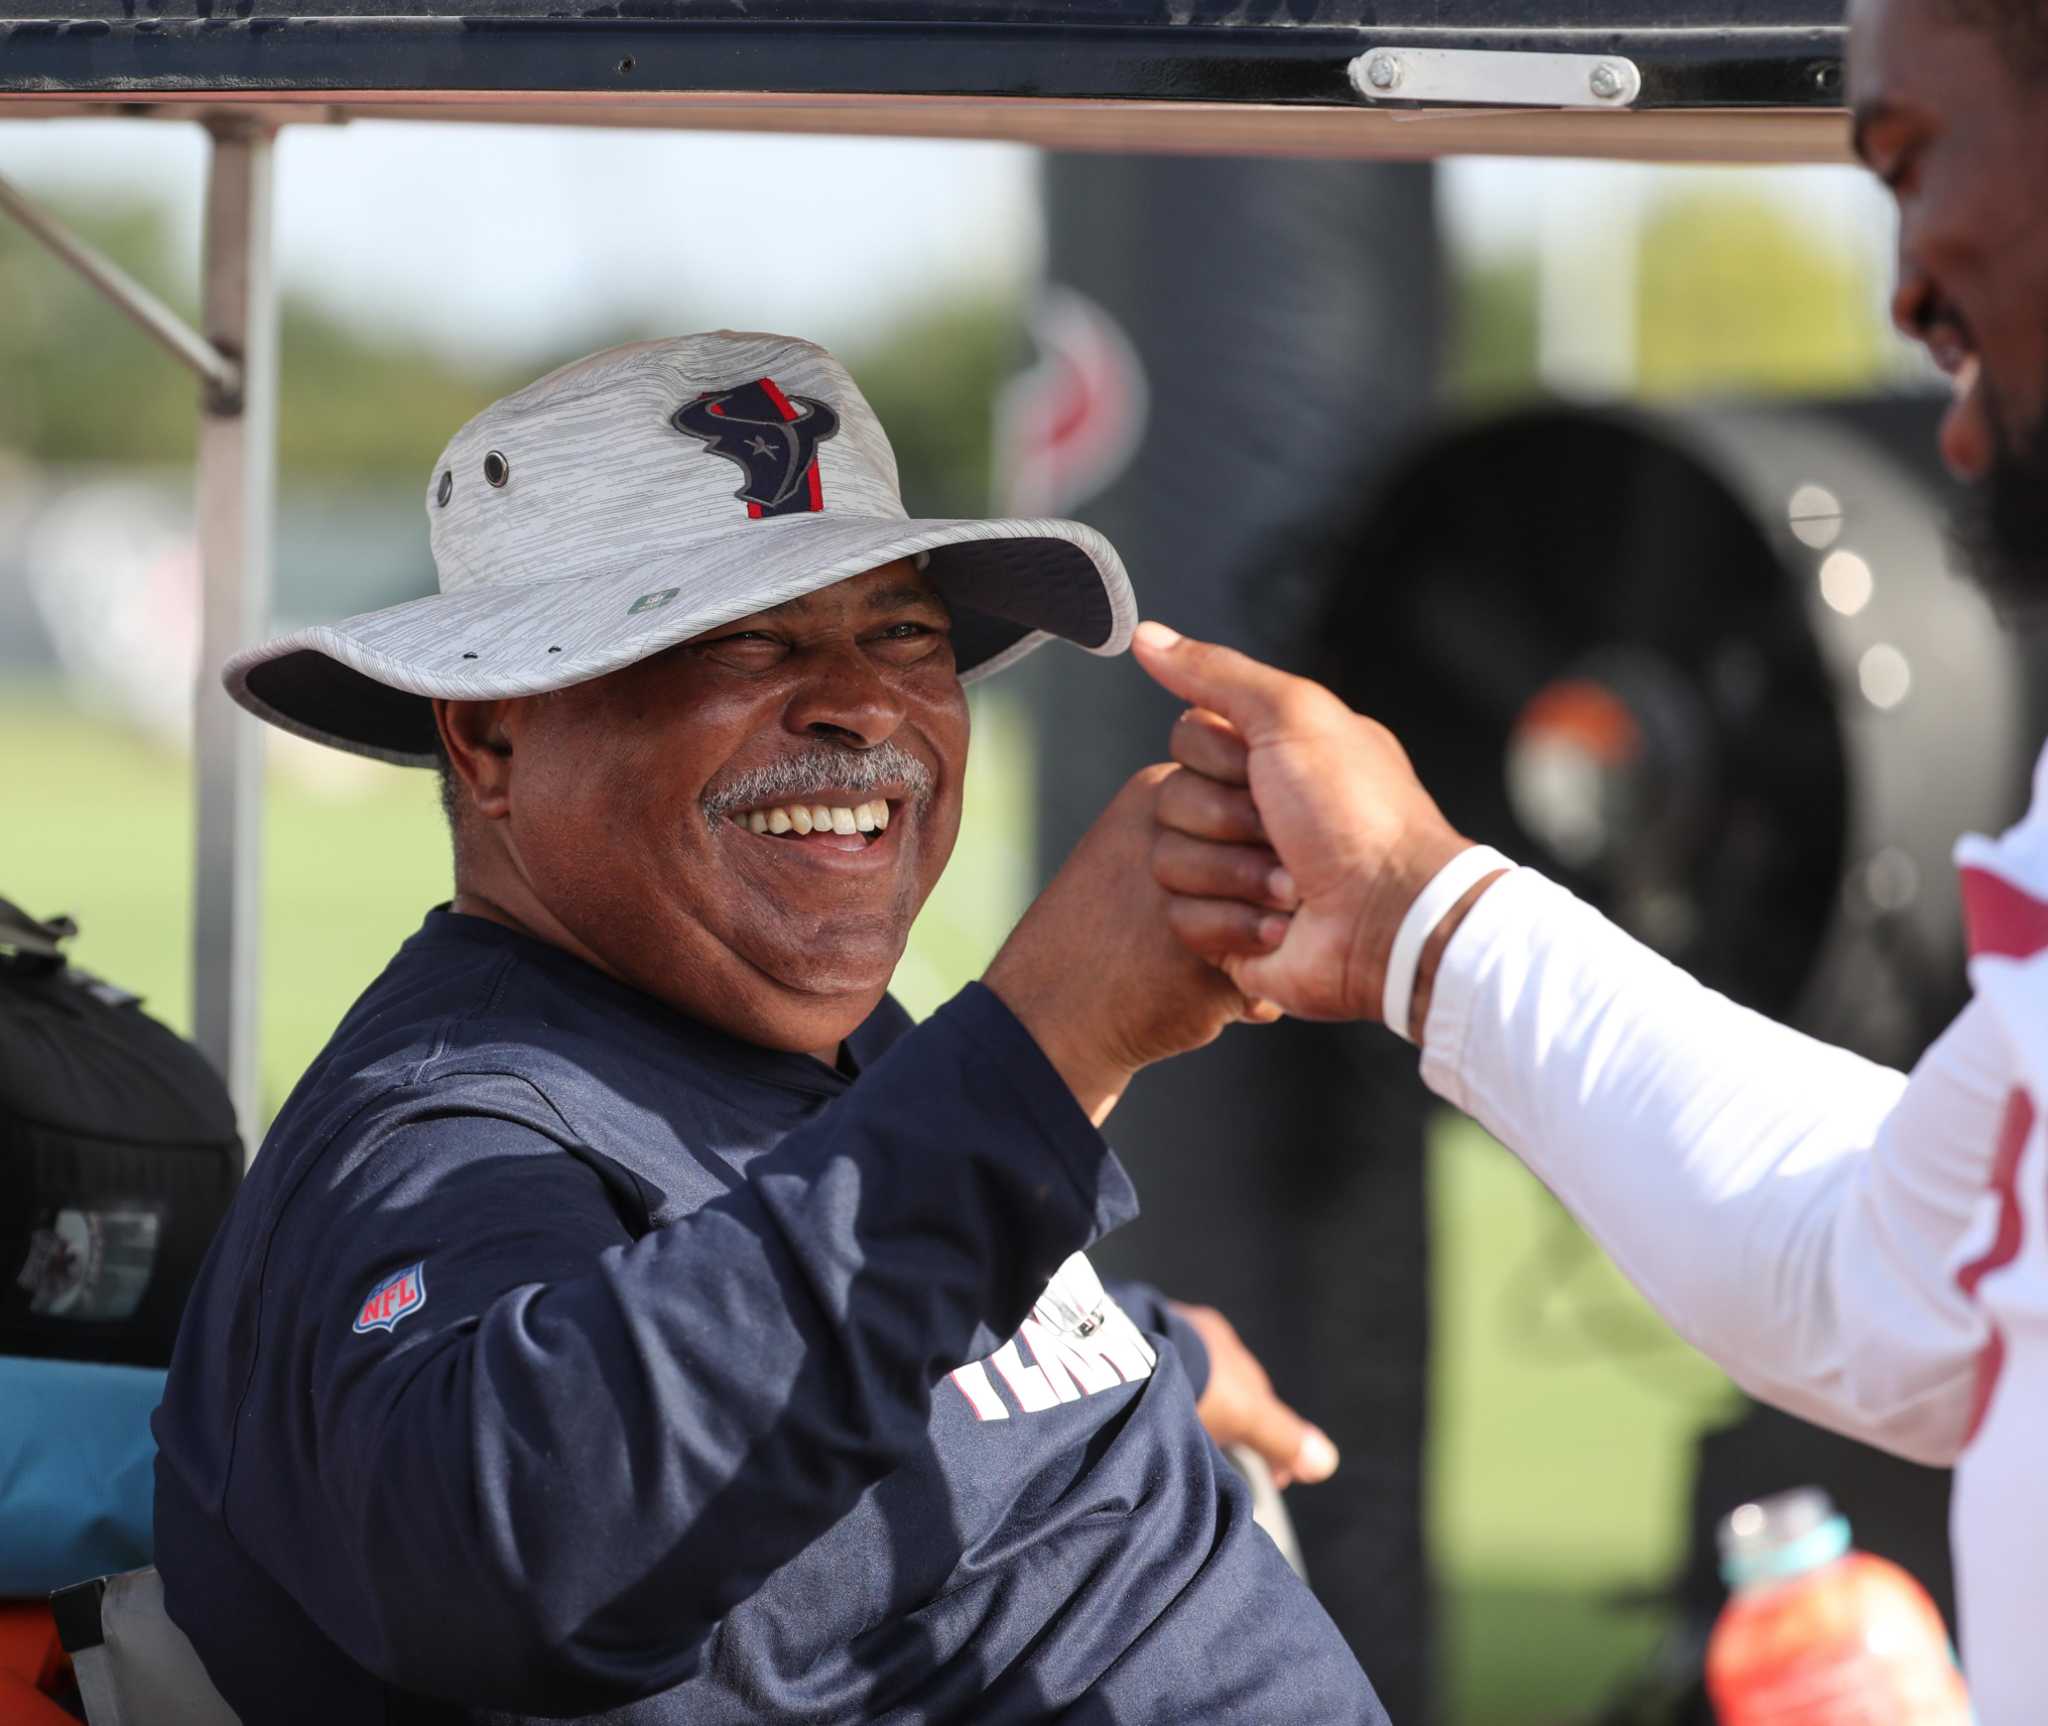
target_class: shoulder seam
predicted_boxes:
[421,1063,660,1231]
[399,947,518,1087]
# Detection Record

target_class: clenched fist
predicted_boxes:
[984,766,1280,1124]
[1132,622,1505,1035]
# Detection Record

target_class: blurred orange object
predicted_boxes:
[1706,1489,1972,1725]
[0,1602,73,1725]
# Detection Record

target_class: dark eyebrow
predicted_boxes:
[752,582,950,625]
[1850,96,1904,167]
[865,582,950,616]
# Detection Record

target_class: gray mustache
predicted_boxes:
[700,742,935,826]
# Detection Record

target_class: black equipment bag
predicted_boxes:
[0,897,243,1368]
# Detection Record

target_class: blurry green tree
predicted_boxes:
[846,295,1018,516]
[1447,251,1541,407]
[1634,187,1891,398]
[0,197,1017,513]
[0,202,209,464]
[0,199,526,477]
[1444,186,1894,406]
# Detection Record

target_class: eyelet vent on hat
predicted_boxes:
[435,470,453,507]
[483,451,510,488]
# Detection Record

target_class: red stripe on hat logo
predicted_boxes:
[672,376,838,521]
[1960,865,2048,960]
[1958,1087,2035,1444]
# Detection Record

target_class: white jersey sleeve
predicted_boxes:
[1418,866,2007,1466]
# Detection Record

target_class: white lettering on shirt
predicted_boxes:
[950,1252,1157,1422]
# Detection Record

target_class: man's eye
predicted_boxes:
[698,631,787,663]
[869,621,951,662]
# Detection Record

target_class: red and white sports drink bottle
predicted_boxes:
[1705,1487,1972,1725]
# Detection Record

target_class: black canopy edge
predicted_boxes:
[0,19,1845,110]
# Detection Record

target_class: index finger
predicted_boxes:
[1171,708,1251,786]
[1132,621,1337,746]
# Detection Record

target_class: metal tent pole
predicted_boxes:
[0,172,242,399]
[191,121,278,1149]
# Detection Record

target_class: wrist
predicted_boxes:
[1343,824,1474,1018]
[982,961,1132,1127]
[1406,868,1509,1042]
[1375,840,1514,1042]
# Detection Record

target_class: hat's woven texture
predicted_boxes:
[428,333,909,593]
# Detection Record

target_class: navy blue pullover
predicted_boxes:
[153,910,1384,1723]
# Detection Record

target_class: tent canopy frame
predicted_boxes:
[0,12,1855,1138]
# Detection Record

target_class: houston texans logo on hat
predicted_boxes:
[673,377,841,519]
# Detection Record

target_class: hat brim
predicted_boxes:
[225,512,1135,766]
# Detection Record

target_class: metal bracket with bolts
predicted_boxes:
[1348,46,1643,109]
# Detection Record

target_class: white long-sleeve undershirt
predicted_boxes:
[1418,866,2008,1467]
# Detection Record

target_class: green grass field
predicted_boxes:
[4,681,1740,1724]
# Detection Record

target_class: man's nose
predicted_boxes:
[783,643,907,748]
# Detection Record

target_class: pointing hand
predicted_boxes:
[1132,622,1502,1032]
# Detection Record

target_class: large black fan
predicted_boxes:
[1311,399,2031,1060]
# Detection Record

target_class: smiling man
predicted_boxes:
[150,332,1376,1725]
[1850,0,2048,605]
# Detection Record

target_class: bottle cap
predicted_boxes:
[1718,1487,1853,1589]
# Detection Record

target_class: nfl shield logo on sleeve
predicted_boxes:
[352,1261,428,1335]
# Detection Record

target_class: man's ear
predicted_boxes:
[434,698,519,821]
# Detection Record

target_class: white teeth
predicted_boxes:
[740,799,893,838]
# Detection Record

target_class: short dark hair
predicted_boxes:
[430,736,463,833]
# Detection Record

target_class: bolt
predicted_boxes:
[1363,52,1402,92]
[1588,61,1627,100]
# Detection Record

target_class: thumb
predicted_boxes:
[1241,1391,1341,1489]
[1220,950,1318,1021]
[1132,621,1321,748]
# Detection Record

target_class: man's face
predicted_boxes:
[1851,0,2048,606]
[487,559,969,1054]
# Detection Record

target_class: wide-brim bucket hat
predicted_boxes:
[224,331,1136,766]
